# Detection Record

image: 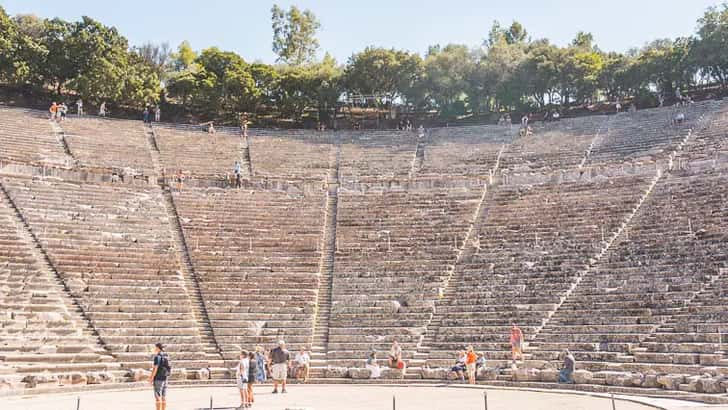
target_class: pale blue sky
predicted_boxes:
[3,0,721,64]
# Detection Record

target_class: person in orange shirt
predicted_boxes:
[49,102,58,120]
[510,323,524,365]
[465,345,477,385]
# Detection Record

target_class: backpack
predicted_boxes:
[156,353,172,378]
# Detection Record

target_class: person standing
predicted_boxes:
[465,345,477,385]
[237,350,250,407]
[99,101,107,117]
[76,98,84,116]
[58,103,68,122]
[148,343,171,410]
[233,161,242,188]
[49,102,58,120]
[143,107,150,124]
[270,340,290,394]
[255,345,267,382]
[154,106,161,122]
[510,323,524,365]
[247,351,257,407]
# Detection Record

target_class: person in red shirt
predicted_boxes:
[510,323,524,365]
[465,345,477,384]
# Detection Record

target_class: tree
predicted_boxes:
[422,44,474,116]
[136,42,171,79]
[692,4,728,88]
[271,5,320,66]
[344,47,423,104]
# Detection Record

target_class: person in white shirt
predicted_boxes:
[99,101,106,117]
[294,347,310,382]
[417,125,425,139]
[154,106,161,122]
[236,350,250,407]
[76,98,84,116]
[365,351,381,379]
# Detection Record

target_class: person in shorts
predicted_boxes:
[148,343,170,410]
[236,350,250,407]
[465,345,477,384]
[270,340,290,393]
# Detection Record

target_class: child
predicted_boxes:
[237,350,250,407]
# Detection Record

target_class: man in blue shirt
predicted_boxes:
[148,343,171,410]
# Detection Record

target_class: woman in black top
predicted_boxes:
[247,351,257,407]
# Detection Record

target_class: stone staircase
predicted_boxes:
[409,137,426,178]
[48,119,78,165]
[310,146,340,377]
[143,125,223,363]
[240,133,253,179]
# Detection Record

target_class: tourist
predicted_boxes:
[76,98,84,116]
[148,343,170,410]
[521,114,529,128]
[406,119,412,131]
[270,340,290,394]
[465,345,477,385]
[510,323,524,365]
[233,161,242,189]
[417,125,425,139]
[175,169,184,190]
[450,351,467,382]
[551,111,560,121]
[294,347,311,382]
[615,102,622,113]
[365,351,381,379]
[58,103,68,122]
[475,352,486,372]
[673,112,685,126]
[254,345,267,382]
[558,349,576,384]
[658,94,665,107]
[154,106,161,122]
[388,340,403,369]
[49,102,58,120]
[237,350,250,407]
[143,107,150,124]
[99,101,107,117]
[247,351,257,407]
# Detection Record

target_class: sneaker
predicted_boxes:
[282,389,288,394]
[272,389,278,394]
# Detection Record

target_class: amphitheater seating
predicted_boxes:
[173,187,325,361]
[0,107,69,167]
[0,177,216,370]
[0,192,119,388]
[339,131,419,182]
[328,187,482,367]
[248,133,332,180]
[62,118,154,174]
[423,176,652,368]
[153,124,242,178]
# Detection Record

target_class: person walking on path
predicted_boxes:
[270,340,290,394]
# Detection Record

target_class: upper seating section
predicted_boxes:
[62,117,154,174]
[153,124,241,178]
[248,134,332,181]
[422,125,516,177]
[339,131,419,182]
[1,177,213,370]
[329,187,481,366]
[587,100,720,166]
[0,107,69,166]
[424,176,650,367]
[0,194,116,385]
[173,187,325,359]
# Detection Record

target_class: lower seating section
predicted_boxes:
[62,118,154,174]
[588,101,719,165]
[174,187,325,360]
[424,176,651,368]
[0,107,68,166]
[153,124,242,177]
[329,187,481,367]
[339,131,419,182]
[528,169,728,379]
[249,134,332,180]
[0,195,119,388]
[1,177,214,370]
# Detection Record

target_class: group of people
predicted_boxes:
[143,105,161,124]
[48,99,85,121]
[397,119,413,131]
[450,345,486,384]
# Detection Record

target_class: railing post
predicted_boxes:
[76,396,80,410]
[611,392,616,410]
[484,390,488,410]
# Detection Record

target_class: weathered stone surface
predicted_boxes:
[86,371,113,385]
[478,367,499,381]
[349,368,371,379]
[380,368,405,379]
[22,373,59,388]
[697,377,725,394]
[325,366,349,378]
[513,367,540,382]
[0,375,26,390]
[37,345,58,354]
[420,368,448,380]
[642,372,660,389]
[539,368,559,383]
[699,355,723,366]
[58,372,87,385]
[657,374,684,390]
[572,370,593,384]
[131,369,151,382]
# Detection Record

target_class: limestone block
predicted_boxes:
[700,354,723,366]
[657,374,684,390]
[170,368,187,380]
[86,371,113,384]
[349,368,371,379]
[59,372,87,385]
[572,370,593,384]
[513,367,540,382]
[539,368,559,383]
[37,312,65,322]
[420,368,448,380]
[0,375,26,390]
[603,371,630,386]
[681,376,701,392]
[22,373,59,388]
[38,345,58,354]
[697,377,725,394]
[478,367,499,381]
[325,366,349,378]
[642,373,660,389]
[380,368,405,379]
[131,369,151,382]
